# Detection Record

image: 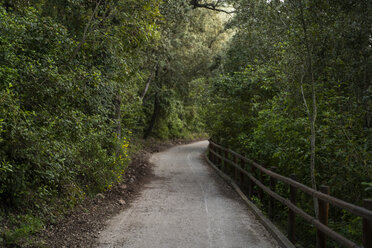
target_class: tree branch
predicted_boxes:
[190,0,235,14]
[141,62,159,102]
[299,0,318,220]
[69,0,102,62]
[300,68,310,118]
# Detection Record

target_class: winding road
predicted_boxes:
[98,141,279,248]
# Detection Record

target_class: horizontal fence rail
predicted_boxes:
[207,140,372,248]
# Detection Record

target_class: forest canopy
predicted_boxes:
[0,0,371,247]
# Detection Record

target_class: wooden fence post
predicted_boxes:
[288,174,297,244]
[268,167,277,219]
[224,150,229,173]
[258,166,265,202]
[317,185,330,248]
[208,143,213,162]
[250,165,256,198]
[363,199,372,248]
[212,145,216,164]
[240,158,245,186]
[216,147,221,168]
[234,154,239,182]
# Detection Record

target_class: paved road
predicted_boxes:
[98,141,279,248]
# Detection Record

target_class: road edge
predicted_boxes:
[204,153,296,248]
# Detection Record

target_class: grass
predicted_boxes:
[1,213,45,247]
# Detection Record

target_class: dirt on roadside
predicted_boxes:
[35,139,195,248]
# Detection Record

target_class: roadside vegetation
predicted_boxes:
[0,1,222,246]
[0,0,370,247]
[205,0,371,247]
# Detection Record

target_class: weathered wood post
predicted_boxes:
[224,150,229,173]
[317,185,330,248]
[208,142,213,162]
[217,147,221,168]
[240,158,245,186]
[258,166,265,203]
[250,165,256,198]
[363,199,372,248]
[268,167,277,220]
[288,174,297,243]
[212,144,217,164]
[212,144,216,164]
[214,146,217,166]
[234,154,239,182]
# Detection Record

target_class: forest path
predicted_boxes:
[98,141,279,248]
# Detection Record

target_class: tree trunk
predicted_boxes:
[299,0,319,218]
[144,93,159,139]
[69,0,102,62]
[141,62,159,103]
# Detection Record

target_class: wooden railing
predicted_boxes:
[207,140,372,248]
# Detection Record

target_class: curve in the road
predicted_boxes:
[98,140,279,248]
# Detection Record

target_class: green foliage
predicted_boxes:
[0,0,216,245]
[141,4,231,139]
[1,214,44,246]
[250,196,264,210]
[362,182,372,193]
[0,1,160,245]
[206,0,371,246]
[4,0,369,247]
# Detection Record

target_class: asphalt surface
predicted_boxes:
[98,140,279,248]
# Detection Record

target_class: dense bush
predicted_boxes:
[0,2,139,212]
[0,1,219,245]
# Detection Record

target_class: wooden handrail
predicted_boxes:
[209,141,372,221]
[207,140,372,248]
